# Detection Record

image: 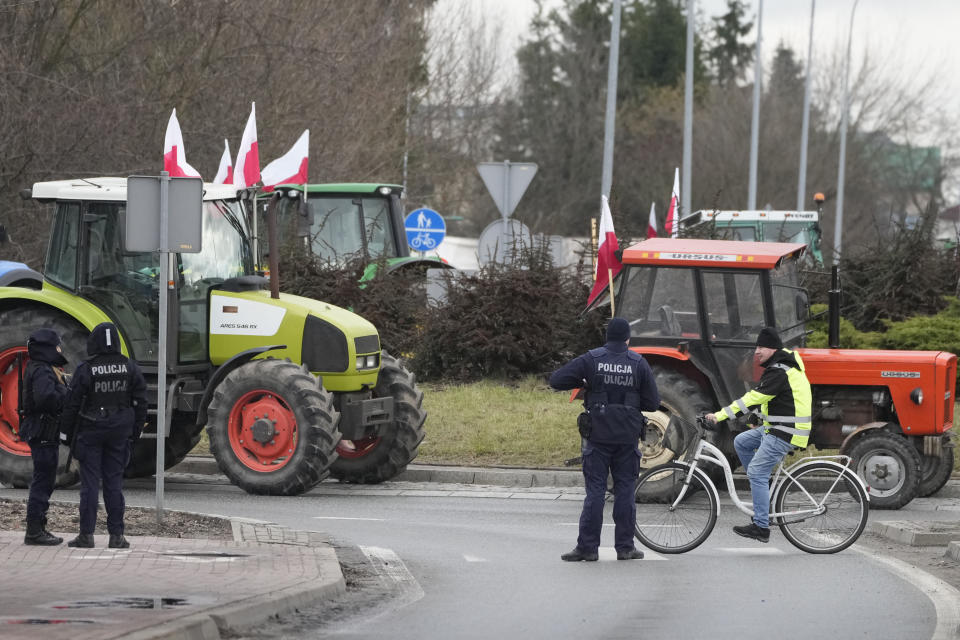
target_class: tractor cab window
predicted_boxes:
[80,202,160,362]
[178,200,253,363]
[304,196,398,264]
[619,266,700,338]
[701,271,765,343]
[45,203,81,290]
[770,259,807,346]
[762,221,807,244]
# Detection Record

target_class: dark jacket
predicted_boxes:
[20,339,68,443]
[550,341,660,444]
[60,323,148,440]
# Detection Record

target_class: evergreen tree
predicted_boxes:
[708,0,754,86]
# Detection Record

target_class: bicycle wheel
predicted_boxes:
[773,462,868,554]
[634,462,718,554]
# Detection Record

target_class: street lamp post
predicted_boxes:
[833,0,860,260]
[747,0,764,210]
[797,0,815,212]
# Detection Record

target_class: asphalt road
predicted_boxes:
[99,476,951,640]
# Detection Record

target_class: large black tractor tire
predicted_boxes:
[849,429,922,509]
[636,367,714,502]
[206,359,340,496]
[917,436,954,498]
[330,351,426,484]
[124,411,205,479]
[0,305,85,489]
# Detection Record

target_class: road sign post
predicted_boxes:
[126,173,202,523]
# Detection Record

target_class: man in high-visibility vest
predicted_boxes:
[706,327,812,543]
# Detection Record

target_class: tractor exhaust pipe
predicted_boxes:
[266,191,281,299]
[828,265,841,348]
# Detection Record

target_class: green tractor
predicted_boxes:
[0,177,426,495]
[256,183,455,279]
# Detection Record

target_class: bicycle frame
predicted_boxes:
[671,436,869,524]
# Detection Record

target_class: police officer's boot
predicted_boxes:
[108,534,130,549]
[68,533,95,548]
[24,519,63,546]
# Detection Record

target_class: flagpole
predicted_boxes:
[608,268,616,317]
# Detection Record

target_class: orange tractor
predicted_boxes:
[606,237,955,509]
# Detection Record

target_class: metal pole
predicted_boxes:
[600,0,622,199]
[833,0,859,260]
[747,0,763,210]
[682,0,694,217]
[156,171,169,524]
[797,0,815,212]
[501,159,511,261]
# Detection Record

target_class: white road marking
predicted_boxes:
[360,546,424,609]
[463,554,487,563]
[558,522,614,527]
[313,516,385,521]
[714,547,785,555]
[597,547,668,561]
[854,547,960,640]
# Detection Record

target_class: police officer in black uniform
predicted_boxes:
[550,317,659,561]
[60,322,147,549]
[20,329,69,546]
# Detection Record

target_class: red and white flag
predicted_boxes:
[261,129,309,191]
[234,103,260,190]
[587,195,623,306]
[665,167,680,238]
[163,109,201,178]
[647,202,658,239]
[213,139,234,185]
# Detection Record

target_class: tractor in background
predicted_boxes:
[605,237,954,509]
[0,177,426,495]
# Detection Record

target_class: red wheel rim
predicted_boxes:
[337,435,382,459]
[227,389,298,472]
[0,347,30,456]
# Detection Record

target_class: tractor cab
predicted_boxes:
[257,184,454,278]
[31,178,252,365]
[614,237,808,401]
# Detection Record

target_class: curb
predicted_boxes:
[868,520,960,547]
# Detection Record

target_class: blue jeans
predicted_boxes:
[734,428,795,528]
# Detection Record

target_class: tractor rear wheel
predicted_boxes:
[0,305,85,488]
[124,411,204,478]
[917,437,954,498]
[849,429,922,509]
[206,359,340,496]
[636,367,713,501]
[329,351,426,484]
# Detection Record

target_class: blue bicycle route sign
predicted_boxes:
[404,208,446,251]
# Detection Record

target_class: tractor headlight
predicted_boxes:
[355,354,380,370]
[910,388,923,405]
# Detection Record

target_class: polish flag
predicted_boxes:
[163,109,201,178]
[587,195,623,306]
[261,129,309,191]
[213,139,234,185]
[665,167,680,238]
[234,103,260,190]
[647,202,658,239]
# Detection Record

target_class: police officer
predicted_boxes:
[60,322,147,549]
[550,317,660,561]
[20,329,69,546]
[706,327,812,543]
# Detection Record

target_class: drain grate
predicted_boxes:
[161,552,249,558]
[4,618,96,624]
[52,596,193,610]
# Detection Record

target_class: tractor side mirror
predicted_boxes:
[297,196,313,237]
[796,293,809,322]
[0,224,7,244]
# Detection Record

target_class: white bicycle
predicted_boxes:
[634,416,869,554]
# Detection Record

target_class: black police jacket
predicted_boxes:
[20,360,68,442]
[60,324,148,439]
[549,342,660,444]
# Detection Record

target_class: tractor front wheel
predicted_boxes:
[206,359,340,496]
[849,429,922,509]
[0,306,85,488]
[329,351,426,484]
